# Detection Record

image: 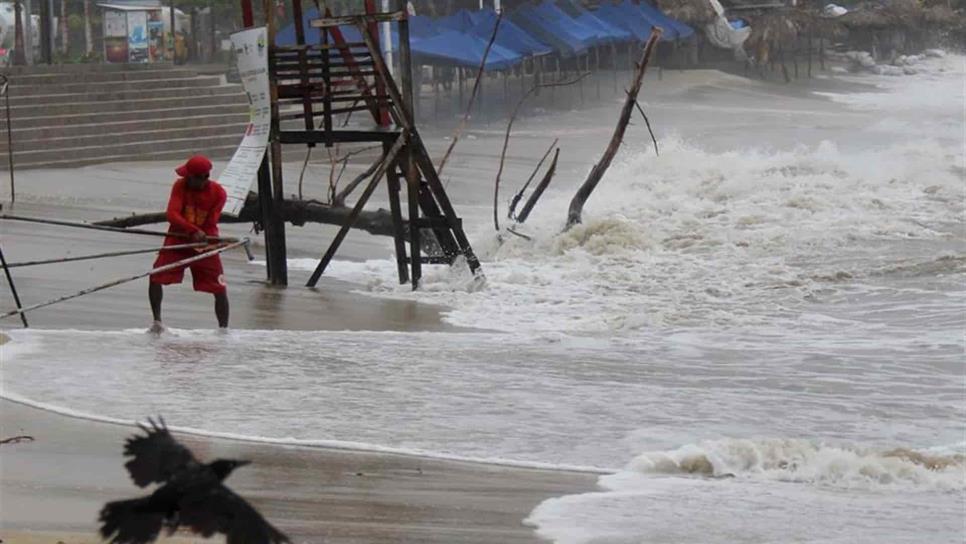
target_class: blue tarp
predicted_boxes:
[594,2,655,42]
[614,0,678,41]
[510,4,591,57]
[467,8,554,57]
[554,0,635,44]
[410,30,523,70]
[535,0,610,47]
[276,9,439,47]
[637,0,695,40]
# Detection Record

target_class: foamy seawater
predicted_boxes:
[2,54,964,542]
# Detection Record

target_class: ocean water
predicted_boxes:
[3,55,964,542]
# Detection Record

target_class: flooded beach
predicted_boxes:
[2,45,963,544]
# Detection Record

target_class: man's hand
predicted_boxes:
[190,231,207,243]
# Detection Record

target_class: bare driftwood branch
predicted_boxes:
[333,159,381,206]
[95,197,399,238]
[633,100,659,156]
[436,12,503,176]
[509,138,558,219]
[0,435,34,445]
[494,72,590,231]
[566,30,662,229]
[516,147,560,224]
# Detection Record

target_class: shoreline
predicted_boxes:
[0,398,600,542]
[0,392,612,476]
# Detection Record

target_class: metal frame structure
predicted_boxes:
[246,0,480,289]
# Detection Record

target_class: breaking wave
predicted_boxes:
[616,438,966,491]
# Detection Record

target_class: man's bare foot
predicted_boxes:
[147,321,166,335]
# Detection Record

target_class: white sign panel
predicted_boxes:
[218,27,270,217]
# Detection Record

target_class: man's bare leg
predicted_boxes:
[214,292,229,329]
[148,283,165,333]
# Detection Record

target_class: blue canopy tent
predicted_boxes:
[554,0,634,44]
[410,30,523,70]
[636,0,695,40]
[467,8,553,57]
[593,2,656,42]
[276,8,440,47]
[534,0,611,47]
[510,4,592,57]
[615,0,679,41]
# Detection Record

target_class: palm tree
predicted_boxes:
[83,0,93,55]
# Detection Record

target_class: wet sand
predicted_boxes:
[1,399,598,543]
[0,66,873,541]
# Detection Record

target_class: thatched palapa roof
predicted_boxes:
[656,0,718,26]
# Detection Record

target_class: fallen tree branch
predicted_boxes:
[509,138,558,220]
[333,159,381,207]
[633,100,659,156]
[494,72,590,231]
[516,147,559,224]
[0,435,34,445]
[566,30,662,229]
[437,12,503,176]
[95,197,399,238]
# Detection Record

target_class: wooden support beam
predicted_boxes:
[263,0,288,285]
[306,136,406,287]
[385,153,410,285]
[310,11,405,28]
[278,130,399,145]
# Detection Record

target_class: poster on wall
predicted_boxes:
[104,9,127,37]
[103,10,128,63]
[127,10,149,63]
[147,10,164,62]
[217,27,270,216]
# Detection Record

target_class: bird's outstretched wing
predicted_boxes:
[177,484,290,544]
[123,416,197,487]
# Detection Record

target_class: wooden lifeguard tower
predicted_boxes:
[249,0,481,289]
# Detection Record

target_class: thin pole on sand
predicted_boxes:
[3,242,211,268]
[0,240,249,321]
[0,244,28,327]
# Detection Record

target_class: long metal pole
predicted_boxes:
[3,242,209,268]
[1,76,14,203]
[0,240,248,320]
[0,245,29,327]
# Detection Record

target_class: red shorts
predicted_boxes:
[150,248,227,294]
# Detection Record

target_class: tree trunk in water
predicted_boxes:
[565,29,662,229]
[83,0,92,55]
[94,196,401,238]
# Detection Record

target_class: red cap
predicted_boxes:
[175,155,213,177]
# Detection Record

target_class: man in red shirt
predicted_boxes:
[148,155,229,332]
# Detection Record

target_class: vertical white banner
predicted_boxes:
[218,27,270,217]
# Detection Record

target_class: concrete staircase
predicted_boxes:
[0,64,249,169]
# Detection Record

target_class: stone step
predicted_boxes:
[1,122,246,153]
[3,63,186,75]
[2,104,250,129]
[8,94,249,118]
[3,134,243,168]
[7,84,244,106]
[7,113,251,141]
[6,144,241,170]
[9,75,224,95]
[7,69,201,86]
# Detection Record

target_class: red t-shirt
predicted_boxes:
[164,179,227,244]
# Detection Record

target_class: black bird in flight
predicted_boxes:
[99,417,290,544]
